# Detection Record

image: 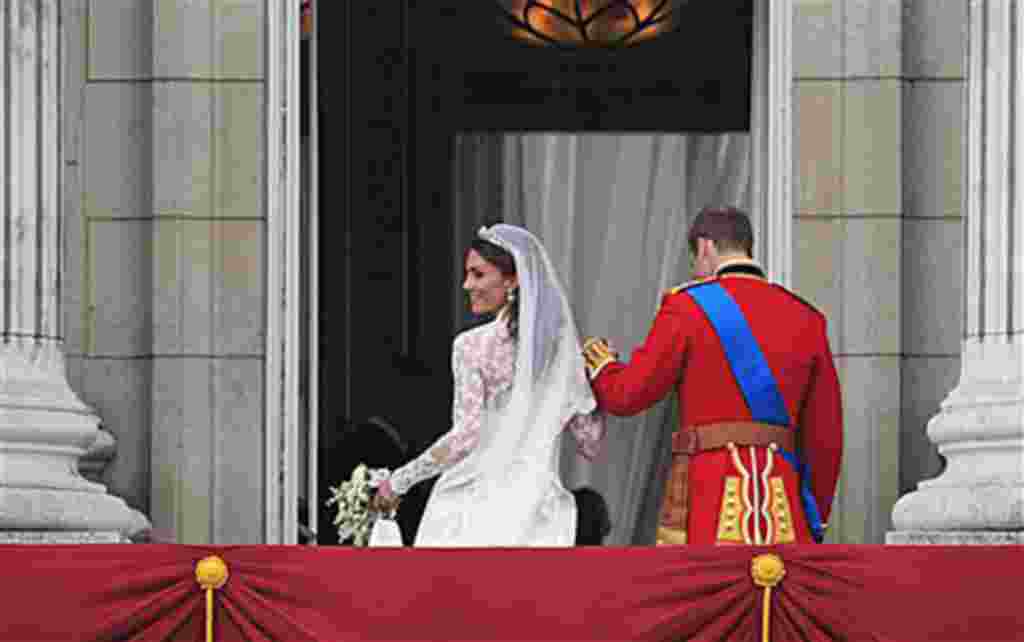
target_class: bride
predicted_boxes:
[375,224,605,546]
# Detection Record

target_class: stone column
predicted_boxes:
[0,0,148,542]
[888,0,1024,544]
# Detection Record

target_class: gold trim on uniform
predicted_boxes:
[716,442,799,545]
[664,277,712,297]
[769,477,796,544]
[758,446,775,545]
[717,272,766,282]
[715,476,746,543]
[729,443,756,544]
[582,337,616,380]
[714,258,764,275]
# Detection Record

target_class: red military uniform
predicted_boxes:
[585,261,842,545]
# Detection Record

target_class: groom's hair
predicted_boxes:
[687,206,754,257]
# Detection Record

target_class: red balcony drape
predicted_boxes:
[1,544,1019,641]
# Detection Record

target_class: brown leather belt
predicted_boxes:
[671,421,795,455]
[659,422,796,537]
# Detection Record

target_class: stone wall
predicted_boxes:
[61,0,267,544]
[897,0,966,501]
[53,0,969,545]
[791,0,966,543]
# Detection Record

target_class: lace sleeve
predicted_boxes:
[389,337,486,495]
[565,410,606,460]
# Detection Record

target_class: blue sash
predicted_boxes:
[686,282,825,543]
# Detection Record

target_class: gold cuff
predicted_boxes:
[583,337,616,380]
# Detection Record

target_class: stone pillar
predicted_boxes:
[888,0,1024,544]
[0,0,148,542]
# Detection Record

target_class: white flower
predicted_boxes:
[337,524,355,541]
[326,462,389,546]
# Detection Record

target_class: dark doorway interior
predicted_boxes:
[311,1,753,545]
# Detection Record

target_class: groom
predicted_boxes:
[583,207,842,545]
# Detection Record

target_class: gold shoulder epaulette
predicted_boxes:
[771,283,824,317]
[663,277,715,297]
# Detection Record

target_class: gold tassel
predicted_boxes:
[750,553,785,642]
[195,555,229,642]
[655,526,687,545]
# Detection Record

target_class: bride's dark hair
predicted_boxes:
[469,238,519,340]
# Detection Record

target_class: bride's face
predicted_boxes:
[463,249,517,316]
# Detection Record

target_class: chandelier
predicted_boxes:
[496,1,685,48]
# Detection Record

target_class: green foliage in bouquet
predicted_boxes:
[326,464,392,546]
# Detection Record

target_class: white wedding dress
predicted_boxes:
[387,225,604,547]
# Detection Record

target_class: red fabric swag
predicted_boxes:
[0,544,1019,642]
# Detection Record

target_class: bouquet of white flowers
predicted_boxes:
[325,463,394,546]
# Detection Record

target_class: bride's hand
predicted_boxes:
[372,480,401,514]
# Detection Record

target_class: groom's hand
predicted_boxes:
[584,336,619,359]
[583,337,619,380]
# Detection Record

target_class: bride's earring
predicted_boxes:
[506,287,517,304]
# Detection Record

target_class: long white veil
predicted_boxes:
[432,224,596,545]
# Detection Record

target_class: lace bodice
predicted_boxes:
[389,318,605,496]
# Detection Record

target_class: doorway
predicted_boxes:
[297,1,787,546]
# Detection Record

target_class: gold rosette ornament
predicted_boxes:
[196,555,229,642]
[751,553,785,642]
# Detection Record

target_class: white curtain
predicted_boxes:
[502,133,751,544]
